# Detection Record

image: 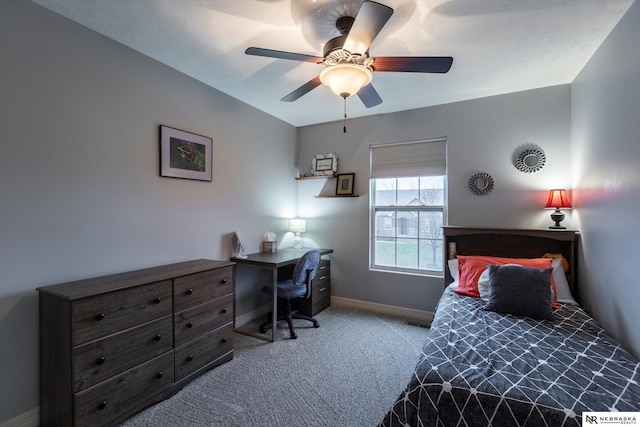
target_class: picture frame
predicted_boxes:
[311,153,338,176]
[160,125,212,181]
[336,173,355,196]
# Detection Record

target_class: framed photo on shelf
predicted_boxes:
[311,153,338,176]
[336,173,355,196]
[160,125,212,181]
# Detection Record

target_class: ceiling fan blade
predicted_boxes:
[245,47,323,64]
[373,56,454,73]
[357,83,383,108]
[343,1,394,56]
[281,76,322,102]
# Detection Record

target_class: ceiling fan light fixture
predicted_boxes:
[319,63,373,98]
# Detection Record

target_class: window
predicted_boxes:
[370,139,447,276]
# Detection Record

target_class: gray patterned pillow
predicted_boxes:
[484,264,554,320]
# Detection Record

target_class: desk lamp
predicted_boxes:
[289,218,306,249]
[544,189,572,229]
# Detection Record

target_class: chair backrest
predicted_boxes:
[292,250,320,288]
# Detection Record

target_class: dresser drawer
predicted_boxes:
[174,323,233,381]
[174,294,233,347]
[311,282,330,315]
[74,351,174,427]
[73,316,173,392]
[173,267,233,312]
[313,260,330,286]
[72,280,172,345]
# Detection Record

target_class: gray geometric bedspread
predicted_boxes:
[380,286,640,427]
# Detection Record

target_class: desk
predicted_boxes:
[232,248,333,342]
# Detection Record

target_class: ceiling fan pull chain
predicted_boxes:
[343,97,347,133]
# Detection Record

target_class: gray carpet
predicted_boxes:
[119,307,429,427]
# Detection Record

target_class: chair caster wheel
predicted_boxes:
[291,333,298,339]
[313,322,319,328]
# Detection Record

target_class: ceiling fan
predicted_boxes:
[245,0,453,108]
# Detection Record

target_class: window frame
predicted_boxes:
[369,176,447,277]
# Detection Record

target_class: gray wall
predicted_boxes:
[297,85,572,316]
[1,0,638,423]
[0,0,297,422]
[571,0,640,359]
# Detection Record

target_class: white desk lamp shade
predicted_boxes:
[288,218,306,233]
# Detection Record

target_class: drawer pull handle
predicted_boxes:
[186,355,194,362]
[319,276,327,281]
[186,288,193,295]
[319,287,327,293]
[320,265,327,270]
[221,279,228,285]
[154,297,162,304]
[154,334,162,341]
[97,401,107,410]
[156,371,163,379]
[96,356,106,365]
[187,322,194,328]
[221,308,228,314]
[221,337,228,344]
[95,313,105,321]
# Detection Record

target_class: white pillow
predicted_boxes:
[448,259,459,282]
[477,258,576,304]
[478,268,491,300]
[551,258,576,304]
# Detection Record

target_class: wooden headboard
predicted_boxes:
[443,226,580,301]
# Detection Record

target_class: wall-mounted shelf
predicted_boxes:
[295,175,335,180]
[296,174,358,198]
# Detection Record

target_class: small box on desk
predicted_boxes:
[262,241,277,253]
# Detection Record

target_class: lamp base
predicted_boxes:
[549,209,566,229]
[293,232,303,249]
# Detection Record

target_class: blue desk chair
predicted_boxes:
[259,249,321,339]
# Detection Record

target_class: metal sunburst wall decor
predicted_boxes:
[513,144,546,173]
[468,171,494,196]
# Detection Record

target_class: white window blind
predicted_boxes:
[370,138,446,179]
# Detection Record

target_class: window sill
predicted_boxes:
[370,266,444,279]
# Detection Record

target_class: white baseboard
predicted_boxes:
[237,298,433,327]
[0,408,39,427]
[330,296,434,325]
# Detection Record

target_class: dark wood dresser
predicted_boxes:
[37,259,234,427]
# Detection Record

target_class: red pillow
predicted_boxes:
[455,255,559,309]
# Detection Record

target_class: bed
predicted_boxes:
[380,227,640,427]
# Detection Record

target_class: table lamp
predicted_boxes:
[544,189,572,229]
[289,218,306,249]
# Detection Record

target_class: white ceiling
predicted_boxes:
[33,0,634,127]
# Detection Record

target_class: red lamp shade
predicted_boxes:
[544,189,572,209]
[544,189,571,229]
